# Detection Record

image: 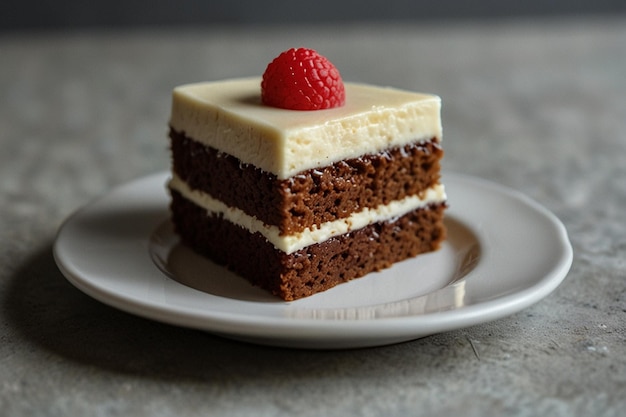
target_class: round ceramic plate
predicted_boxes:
[54,172,572,349]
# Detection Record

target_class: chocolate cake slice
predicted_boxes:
[168,77,446,300]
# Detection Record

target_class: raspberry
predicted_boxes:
[261,48,345,110]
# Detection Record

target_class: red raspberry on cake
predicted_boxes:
[261,47,346,110]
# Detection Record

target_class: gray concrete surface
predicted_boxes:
[1,17,625,416]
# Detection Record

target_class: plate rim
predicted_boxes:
[53,171,573,348]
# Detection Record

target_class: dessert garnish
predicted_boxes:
[261,47,345,110]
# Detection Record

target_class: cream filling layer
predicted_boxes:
[169,174,446,255]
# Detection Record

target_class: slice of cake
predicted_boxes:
[168,48,446,301]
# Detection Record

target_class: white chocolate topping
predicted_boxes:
[169,78,442,179]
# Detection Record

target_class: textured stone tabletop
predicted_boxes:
[1,17,625,417]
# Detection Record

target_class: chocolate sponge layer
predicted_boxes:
[170,189,446,301]
[170,128,443,235]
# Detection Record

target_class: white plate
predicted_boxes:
[54,172,572,349]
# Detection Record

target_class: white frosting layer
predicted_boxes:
[170,78,442,179]
[169,175,446,255]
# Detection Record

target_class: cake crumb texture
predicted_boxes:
[171,190,446,301]
[170,128,443,235]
